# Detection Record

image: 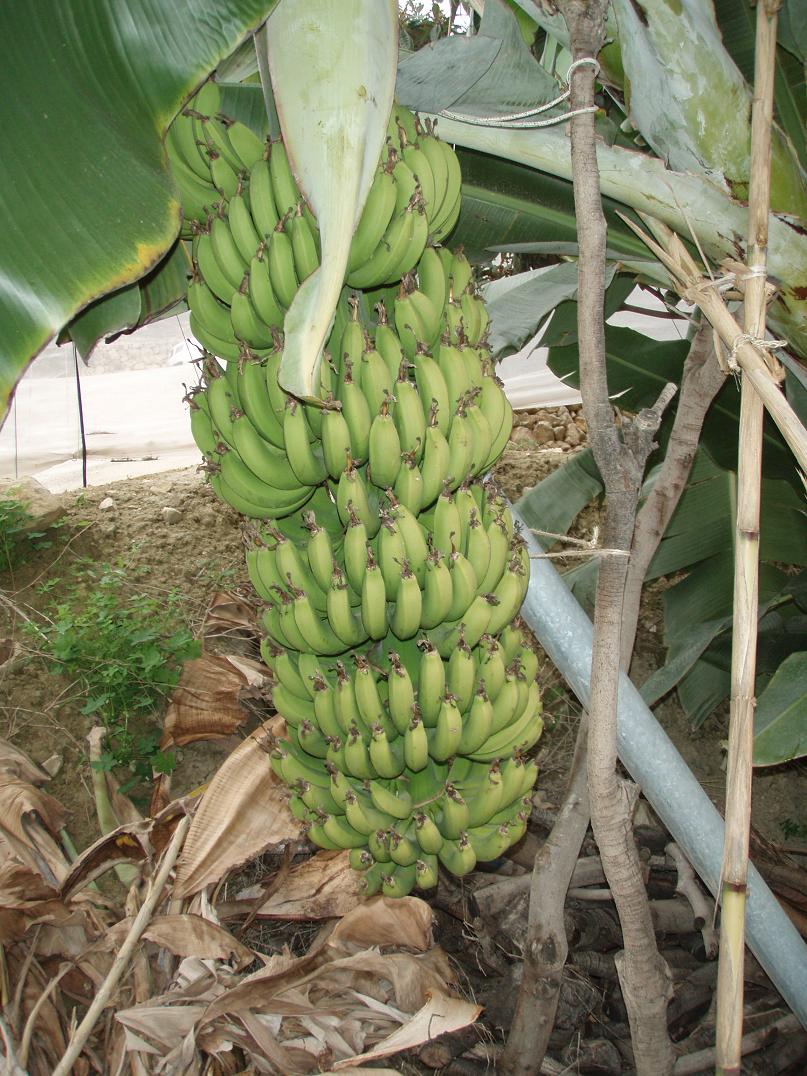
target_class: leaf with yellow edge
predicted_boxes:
[264,0,399,400]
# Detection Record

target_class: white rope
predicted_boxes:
[726,331,787,372]
[439,57,601,129]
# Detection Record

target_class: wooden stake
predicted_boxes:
[716,3,780,1072]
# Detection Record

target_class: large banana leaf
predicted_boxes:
[518,437,806,722]
[549,324,800,485]
[753,652,807,766]
[398,0,556,118]
[714,0,807,170]
[449,149,651,264]
[611,0,807,217]
[481,261,590,357]
[427,117,807,359]
[0,0,276,428]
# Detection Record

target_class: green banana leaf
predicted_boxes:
[65,240,191,358]
[515,447,603,545]
[443,0,558,119]
[611,0,807,217]
[0,0,276,428]
[428,117,807,359]
[487,242,671,289]
[482,261,593,358]
[780,0,807,61]
[549,323,800,485]
[395,34,501,112]
[714,0,807,170]
[450,149,651,265]
[540,274,638,349]
[638,616,733,706]
[753,651,807,766]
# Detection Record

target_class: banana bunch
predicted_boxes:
[262,621,542,895]
[187,245,513,521]
[246,479,529,659]
[173,82,542,895]
[166,80,266,237]
[343,106,460,289]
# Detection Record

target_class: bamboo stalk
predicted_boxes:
[715,3,780,1072]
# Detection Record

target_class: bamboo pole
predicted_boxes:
[715,4,781,1072]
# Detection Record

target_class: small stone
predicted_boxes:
[552,424,567,440]
[533,421,555,445]
[161,506,182,524]
[194,506,217,526]
[98,497,116,512]
[510,426,535,445]
[575,415,588,432]
[554,441,569,451]
[0,476,65,531]
[565,423,582,447]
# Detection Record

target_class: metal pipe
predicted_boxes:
[511,504,807,1027]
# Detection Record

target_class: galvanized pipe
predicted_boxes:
[511,504,807,1027]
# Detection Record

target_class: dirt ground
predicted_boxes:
[2,417,804,857]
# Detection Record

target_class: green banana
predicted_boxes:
[290,203,320,282]
[228,188,261,264]
[367,396,402,491]
[437,834,477,877]
[268,137,301,218]
[283,399,327,485]
[360,548,388,640]
[267,219,299,309]
[248,155,280,237]
[348,159,398,271]
[390,561,422,640]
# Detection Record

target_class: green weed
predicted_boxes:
[0,490,58,572]
[30,559,200,784]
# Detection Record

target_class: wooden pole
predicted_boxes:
[715,3,781,1072]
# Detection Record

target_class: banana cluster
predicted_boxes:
[246,478,530,659]
[172,81,543,896]
[168,88,462,363]
[187,242,514,521]
[263,622,541,895]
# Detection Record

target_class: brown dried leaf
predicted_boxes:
[106,914,255,971]
[332,990,482,1070]
[327,896,434,953]
[0,739,51,785]
[162,653,268,749]
[116,1004,207,1055]
[173,720,304,898]
[60,823,153,899]
[204,590,258,632]
[321,1070,399,1075]
[0,778,69,887]
[0,862,67,944]
[312,949,459,1014]
[242,850,366,921]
